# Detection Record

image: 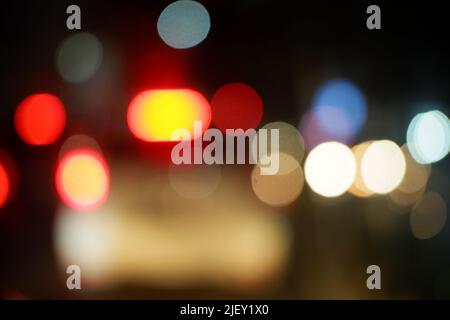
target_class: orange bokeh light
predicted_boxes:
[0,163,10,208]
[127,89,211,142]
[55,149,109,211]
[15,93,66,145]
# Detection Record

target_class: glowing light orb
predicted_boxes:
[410,192,447,240]
[407,110,449,164]
[299,110,335,150]
[257,121,305,162]
[157,0,211,49]
[251,152,304,207]
[310,78,367,144]
[15,93,66,145]
[361,140,406,194]
[59,134,102,159]
[389,187,426,209]
[127,89,211,142]
[56,32,103,83]
[211,83,263,132]
[56,149,110,211]
[304,142,356,198]
[0,163,9,208]
[348,141,374,198]
[397,144,431,194]
[55,205,115,280]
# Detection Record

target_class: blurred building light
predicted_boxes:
[15,93,66,146]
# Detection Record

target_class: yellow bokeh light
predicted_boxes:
[127,89,211,142]
[304,142,356,198]
[389,186,426,210]
[397,144,431,194]
[251,152,304,207]
[361,140,406,194]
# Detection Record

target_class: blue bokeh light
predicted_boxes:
[310,78,368,144]
[157,0,211,49]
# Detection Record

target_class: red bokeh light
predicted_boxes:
[0,162,9,208]
[15,93,66,145]
[0,150,18,209]
[211,83,263,132]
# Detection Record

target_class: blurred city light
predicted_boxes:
[54,162,289,290]
[361,140,406,194]
[56,32,103,83]
[251,152,304,207]
[410,192,447,240]
[257,121,305,162]
[309,78,367,144]
[348,141,374,198]
[397,144,431,194]
[157,0,211,49]
[407,110,450,164]
[0,162,9,208]
[59,134,102,159]
[389,187,426,210]
[55,205,115,282]
[127,89,211,142]
[299,110,335,150]
[55,148,110,211]
[388,145,430,213]
[14,93,66,145]
[1,0,450,300]
[304,142,356,198]
[211,83,263,132]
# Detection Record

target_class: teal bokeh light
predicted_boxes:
[407,110,450,164]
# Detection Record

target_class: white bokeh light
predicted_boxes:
[361,140,406,194]
[304,142,356,198]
